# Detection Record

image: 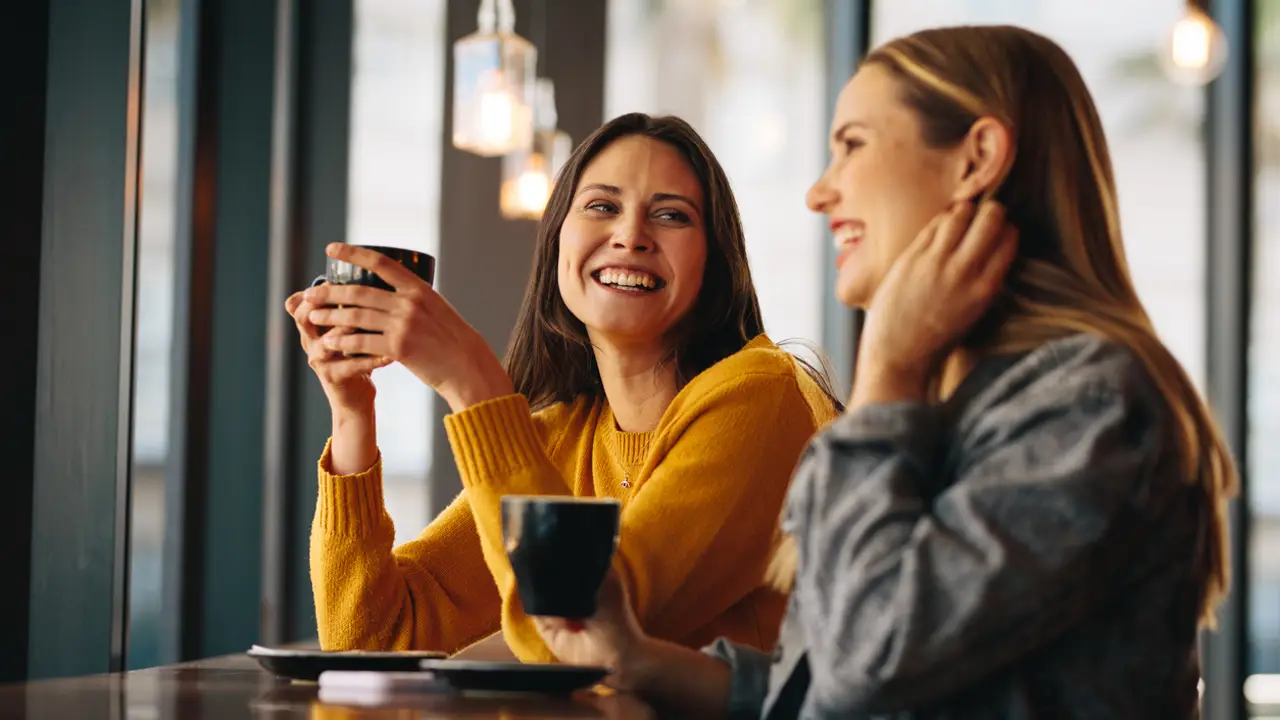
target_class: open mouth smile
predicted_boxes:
[591,267,666,293]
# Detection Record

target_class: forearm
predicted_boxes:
[330,403,378,475]
[627,637,732,719]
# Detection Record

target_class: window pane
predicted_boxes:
[128,0,182,670]
[870,2,1207,389]
[604,0,828,357]
[1248,3,1280,716]
[347,0,446,542]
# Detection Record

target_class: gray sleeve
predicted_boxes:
[701,638,771,720]
[784,344,1168,715]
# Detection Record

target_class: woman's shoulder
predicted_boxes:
[993,333,1154,397]
[528,394,601,439]
[670,334,839,424]
[966,333,1165,430]
[707,333,800,377]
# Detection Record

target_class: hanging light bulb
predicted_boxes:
[501,79,573,220]
[502,153,552,218]
[1161,3,1228,86]
[453,0,536,156]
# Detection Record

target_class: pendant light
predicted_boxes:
[501,79,573,219]
[452,0,537,156]
[499,1,571,220]
[1161,0,1228,86]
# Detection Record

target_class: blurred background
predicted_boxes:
[4,0,1277,717]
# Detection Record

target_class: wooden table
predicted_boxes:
[0,654,659,719]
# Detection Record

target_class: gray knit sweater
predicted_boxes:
[705,333,1208,719]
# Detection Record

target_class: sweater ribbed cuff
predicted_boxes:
[443,394,543,485]
[315,437,387,536]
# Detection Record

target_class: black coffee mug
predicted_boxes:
[501,496,621,619]
[323,244,435,290]
[313,245,436,356]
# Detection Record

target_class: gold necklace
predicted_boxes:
[601,436,642,489]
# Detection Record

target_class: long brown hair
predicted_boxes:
[771,25,1236,628]
[505,113,767,410]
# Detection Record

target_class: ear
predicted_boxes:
[950,117,1014,202]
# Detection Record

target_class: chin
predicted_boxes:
[583,319,667,347]
[835,280,871,309]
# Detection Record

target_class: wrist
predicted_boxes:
[850,357,930,409]
[611,635,663,693]
[439,370,515,414]
[328,404,378,476]
[331,400,375,429]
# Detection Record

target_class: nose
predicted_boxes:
[611,214,652,252]
[806,169,838,214]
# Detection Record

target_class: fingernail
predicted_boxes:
[326,242,342,255]
[566,620,585,633]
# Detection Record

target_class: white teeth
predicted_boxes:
[596,268,659,290]
[833,225,863,250]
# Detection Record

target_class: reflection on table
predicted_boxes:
[0,653,657,720]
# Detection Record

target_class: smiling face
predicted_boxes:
[557,134,708,349]
[806,64,970,309]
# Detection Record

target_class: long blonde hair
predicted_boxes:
[769,25,1236,628]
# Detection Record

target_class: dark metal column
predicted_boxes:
[260,0,300,650]
[0,0,52,685]
[1,0,145,680]
[821,0,872,392]
[1201,0,1255,718]
[163,0,283,660]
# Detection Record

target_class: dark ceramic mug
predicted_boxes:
[314,244,435,290]
[501,496,621,619]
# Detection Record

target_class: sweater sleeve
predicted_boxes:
[309,440,501,653]
[443,371,821,663]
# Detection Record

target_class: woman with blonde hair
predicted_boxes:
[532,25,1236,719]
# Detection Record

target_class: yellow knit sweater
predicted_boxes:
[310,335,836,662]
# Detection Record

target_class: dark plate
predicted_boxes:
[247,645,446,682]
[417,659,609,695]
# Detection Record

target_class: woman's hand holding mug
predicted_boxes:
[300,243,514,413]
[285,290,390,417]
[532,571,650,691]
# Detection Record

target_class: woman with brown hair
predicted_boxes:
[285,113,840,662]
[532,25,1236,718]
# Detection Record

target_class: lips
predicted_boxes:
[831,220,864,251]
[831,220,864,270]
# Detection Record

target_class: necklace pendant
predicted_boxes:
[621,475,632,489]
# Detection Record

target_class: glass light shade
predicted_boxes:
[501,130,573,220]
[1161,6,1228,87]
[500,80,573,220]
[452,32,537,156]
[501,150,552,220]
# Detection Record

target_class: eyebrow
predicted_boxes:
[576,183,701,214]
[830,121,872,143]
